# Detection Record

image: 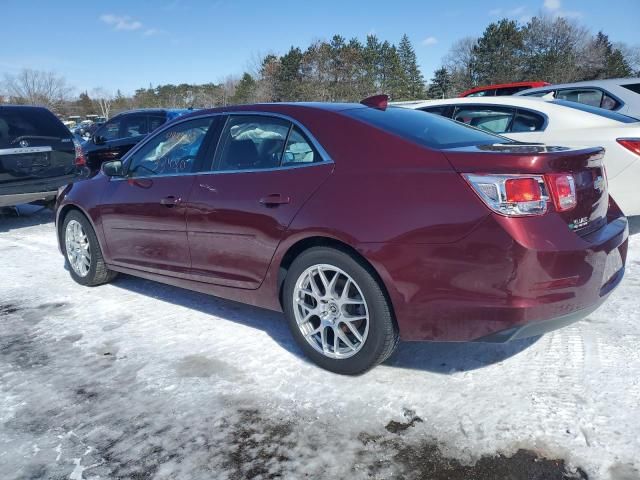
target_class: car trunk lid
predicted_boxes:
[443,144,609,237]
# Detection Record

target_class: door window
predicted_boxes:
[121,115,148,138]
[453,106,515,134]
[149,115,167,133]
[127,117,213,178]
[282,127,320,165]
[97,118,122,141]
[511,110,546,132]
[216,116,290,171]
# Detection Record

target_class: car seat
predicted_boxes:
[224,139,259,170]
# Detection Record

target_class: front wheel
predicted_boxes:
[62,210,117,286]
[283,247,398,374]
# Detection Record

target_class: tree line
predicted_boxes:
[1,14,638,117]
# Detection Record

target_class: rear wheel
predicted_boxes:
[283,247,398,374]
[62,210,117,286]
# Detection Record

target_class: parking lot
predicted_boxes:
[0,205,637,479]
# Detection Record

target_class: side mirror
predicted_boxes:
[102,160,124,177]
[93,135,106,145]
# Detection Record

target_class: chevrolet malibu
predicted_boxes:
[56,98,629,374]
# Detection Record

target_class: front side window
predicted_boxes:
[127,117,213,178]
[217,116,290,171]
[453,106,515,134]
[467,89,495,97]
[149,115,166,133]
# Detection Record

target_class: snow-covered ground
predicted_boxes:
[1,205,639,480]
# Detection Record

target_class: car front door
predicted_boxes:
[186,114,333,289]
[100,116,215,275]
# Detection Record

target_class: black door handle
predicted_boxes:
[160,196,180,207]
[259,194,290,207]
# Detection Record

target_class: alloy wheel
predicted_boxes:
[65,219,91,277]
[293,264,370,359]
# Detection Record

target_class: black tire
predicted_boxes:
[61,210,117,286]
[283,246,399,375]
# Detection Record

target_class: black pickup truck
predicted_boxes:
[0,105,84,208]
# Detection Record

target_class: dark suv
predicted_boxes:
[83,109,190,173]
[0,105,84,208]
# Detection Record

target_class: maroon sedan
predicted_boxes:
[56,99,628,374]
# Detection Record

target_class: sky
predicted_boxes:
[1,0,638,96]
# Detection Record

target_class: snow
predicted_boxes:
[0,205,639,479]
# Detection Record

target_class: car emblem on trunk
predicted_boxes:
[19,140,29,148]
[594,176,604,193]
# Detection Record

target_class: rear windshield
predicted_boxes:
[0,107,71,148]
[551,100,639,123]
[343,106,510,150]
[621,83,640,94]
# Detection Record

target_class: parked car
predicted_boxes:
[82,108,190,173]
[459,81,549,97]
[516,78,640,117]
[0,105,86,208]
[396,96,640,216]
[56,99,628,374]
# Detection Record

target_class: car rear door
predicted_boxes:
[100,116,216,275]
[186,114,333,289]
[0,106,77,195]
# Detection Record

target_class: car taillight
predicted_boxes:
[617,138,640,157]
[545,173,577,212]
[462,174,548,216]
[74,142,86,166]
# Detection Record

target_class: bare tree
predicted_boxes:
[442,37,477,94]
[3,69,72,110]
[91,88,114,119]
[615,42,640,74]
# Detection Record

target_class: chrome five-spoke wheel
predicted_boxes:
[65,219,91,277]
[293,264,369,359]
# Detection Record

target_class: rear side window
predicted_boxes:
[555,88,620,110]
[551,100,639,123]
[149,115,166,133]
[453,106,515,134]
[216,115,290,171]
[495,86,530,96]
[283,127,320,165]
[512,110,546,132]
[345,106,509,149]
[466,89,496,97]
[0,107,70,148]
[522,90,553,98]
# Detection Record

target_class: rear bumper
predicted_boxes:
[0,174,80,207]
[364,206,629,342]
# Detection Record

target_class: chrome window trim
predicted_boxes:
[111,110,333,181]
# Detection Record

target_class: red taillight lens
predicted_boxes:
[462,174,547,216]
[545,173,577,212]
[504,178,542,202]
[74,143,86,166]
[617,138,640,157]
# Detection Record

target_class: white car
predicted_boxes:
[397,96,640,216]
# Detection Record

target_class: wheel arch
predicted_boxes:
[56,204,102,254]
[276,235,398,330]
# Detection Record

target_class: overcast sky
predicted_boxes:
[1,0,638,95]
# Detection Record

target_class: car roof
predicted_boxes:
[516,77,640,94]
[393,96,637,127]
[460,81,549,96]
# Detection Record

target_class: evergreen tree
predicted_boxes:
[232,73,257,104]
[274,47,304,101]
[471,19,524,84]
[427,67,452,99]
[397,34,425,99]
